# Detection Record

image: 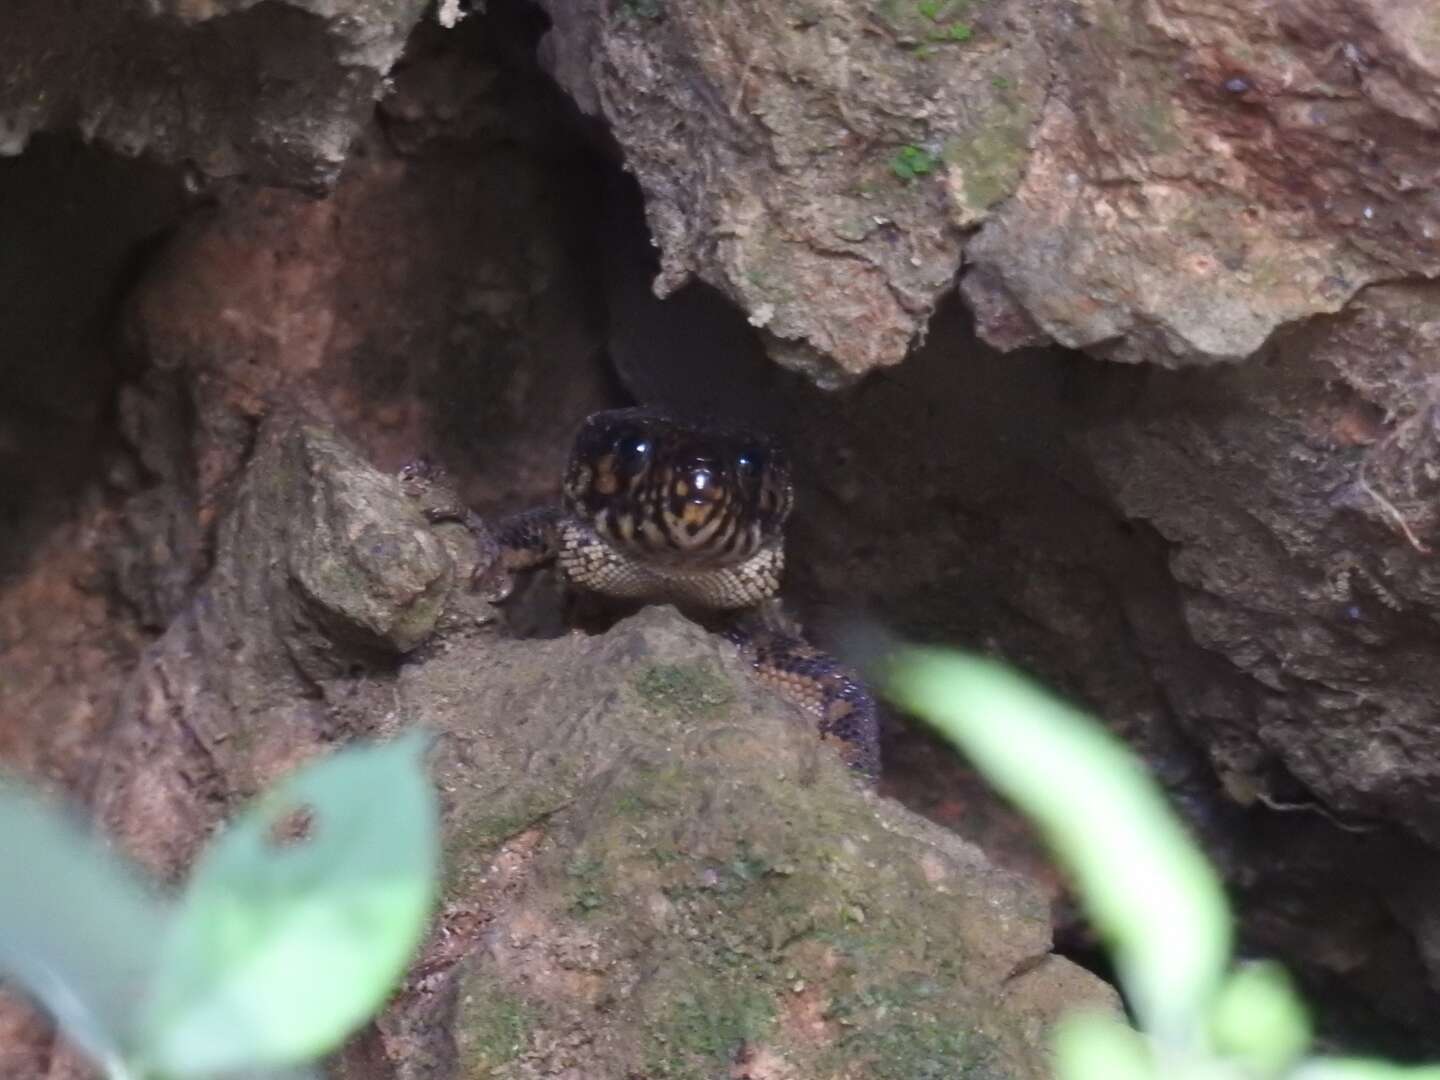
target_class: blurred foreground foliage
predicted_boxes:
[0,734,438,1080]
[889,649,1440,1080]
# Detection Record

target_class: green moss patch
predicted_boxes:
[455,985,539,1078]
[443,790,568,893]
[891,144,939,181]
[826,979,1003,1079]
[633,661,736,713]
[943,91,1033,216]
[647,979,777,1078]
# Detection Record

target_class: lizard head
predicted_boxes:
[563,407,793,569]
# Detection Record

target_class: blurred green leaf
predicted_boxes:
[1209,961,1310,1075]
[1291,1063,1440,1080]
[1054,1012,1155,1080]
[887,649,1231,1046]
[135,733,439,1076]
[0,781,167,1071]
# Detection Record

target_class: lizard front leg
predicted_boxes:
[400,457,563,602]
[459,507,566,602]
[720,604,880,780]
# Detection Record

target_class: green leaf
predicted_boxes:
[887,649,1232,1046]
[1292,1062,1440,1080]
[135,733,439,1076]
[1209,961,1310,1074]
[0,780,168,1071]
[1054,1013,1155,1080]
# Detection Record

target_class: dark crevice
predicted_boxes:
[0,133,188,584]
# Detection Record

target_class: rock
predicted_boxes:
[964,1,1440,367]
[537,0,1047,385]
[0,13,611,835]
[377,605,1117,1079]
[540,0,1440,378]
[0,0,429,186]
[1024,280,1440,1030]
[84,415,1114,1077]
[1082,283,1440,845]
[287,424,452,655]
[0,993,59,1079]
[109,21,615,628]
[604,249,1440,1038]
[92,414,450,879]
[7,0,1440,1052]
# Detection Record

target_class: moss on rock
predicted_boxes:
[416,608,1116,1077]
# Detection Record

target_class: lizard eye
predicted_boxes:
[615,431,652,475]
[736,446,767,478]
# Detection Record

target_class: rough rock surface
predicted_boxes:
[82,414,1115,1079]
[965,0,1440,366]
[8,0,1440,379]
[0,12,611,800]
[1071,283,1440,1019]
[0,138,184,794]
[0,0,428,185]
[93,416,452,879]
[110,10,614,629]
[541,0,1440,378]
[1084,285,1440,843]
[538,0,1048,384]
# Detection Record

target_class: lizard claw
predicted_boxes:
[471,561,515,603]
[398,455,442,497]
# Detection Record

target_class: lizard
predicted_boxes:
[403,407,879,777]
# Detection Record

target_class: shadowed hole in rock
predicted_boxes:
[0,134,188,587]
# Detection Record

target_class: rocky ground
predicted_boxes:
[9,415,1121,1079]
[4,0,1440,1071]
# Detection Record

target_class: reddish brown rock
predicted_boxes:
[964,0,1440,365]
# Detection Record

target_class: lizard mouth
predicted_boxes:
[562,408,793,568]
